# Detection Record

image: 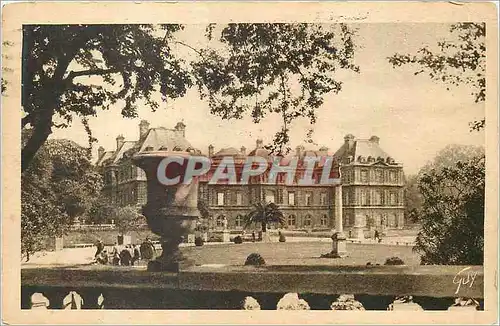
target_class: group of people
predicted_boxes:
[94,238,156,266]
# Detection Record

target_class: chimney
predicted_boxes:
[208,144,214,158]
[98,146,105,158]
[295,145,304,157]
[344,134,355,150]
[175,121,186,137]
[139,120,150,138]
[369,135,380,144]
[116,135,125,149]
[256,139,263,149]
[240,146,246,155]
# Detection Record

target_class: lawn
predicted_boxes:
[181,242,421,266]
[23,241,421,267]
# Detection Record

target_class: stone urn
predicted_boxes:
[132,151,202,272]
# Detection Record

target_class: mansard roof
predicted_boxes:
[213,147,243,157]
[95,151,114,166]
[100,141,137,166]
[333,135,400,166]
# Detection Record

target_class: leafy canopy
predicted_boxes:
[388,23,486,131]
[414,153,484,265]
[21,24,191,172]
[21,134,103,258]
[193,23,359,154]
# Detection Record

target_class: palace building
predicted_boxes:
[96,121,405,238]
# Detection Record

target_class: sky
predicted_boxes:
[49,23,485,175]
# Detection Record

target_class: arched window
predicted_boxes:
[216,215,225,227]
[304,215,312,227]
[320,214,328,226]
[287,215,296,228]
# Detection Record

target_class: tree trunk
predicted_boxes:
[261,222,266,233]
[21,54,73,172]
[21,113,54,172]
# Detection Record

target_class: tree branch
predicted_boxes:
[66,68,119,81]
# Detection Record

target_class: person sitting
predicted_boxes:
[119,248,132,266]
[96,249,109,265]
[140,238,155,261]
[131,245,141,266]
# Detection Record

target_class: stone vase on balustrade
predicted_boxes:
[132,151,201,272]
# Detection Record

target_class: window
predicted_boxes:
[359,190,367,205]
[389,170,397,183]
[360,170,369,183]
[320,214,328,226]
[343,191,350,205]
[265,190,276,203]
[236,192,243,205]
[304,215,312,227]
[287,215,296,227]
[217,192,225,206]
[288,192,296,206]
[305,192,313,206]
[235,215,243,228]
[277,189,284,204]
[373,190,382,205]
[320,192,328,205]
[389,192,397,205]
[376,169,384,183]
[216,215,225,227]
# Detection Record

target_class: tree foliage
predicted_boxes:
[414,155,485,265]
[244,202,285,233]
[388,23,486,131]
[87,196,118,225]
[113,206,144,235]
[403,174,422,225]
[21,135,103,258]
[419,144,485,175]
[21,24,191,172]
[193,23,359,154]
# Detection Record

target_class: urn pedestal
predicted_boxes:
[331,232,348,258]
[132,151,201,272]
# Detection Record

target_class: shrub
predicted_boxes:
[194,236,204,247]
[233,235,243,244]
[384,256,405,265]
[244,253,265,266]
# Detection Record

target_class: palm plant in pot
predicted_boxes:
[244,202,285,242]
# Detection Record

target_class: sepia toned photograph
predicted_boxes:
[1,1,498,325]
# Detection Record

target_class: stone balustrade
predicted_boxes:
[21,264,483,310]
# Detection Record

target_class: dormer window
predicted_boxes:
[158,146,168,151]
[145,146,154,151]
[172,146,182,151]
[367,156,374,163]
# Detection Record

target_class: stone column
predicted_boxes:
[331,185,347,257]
